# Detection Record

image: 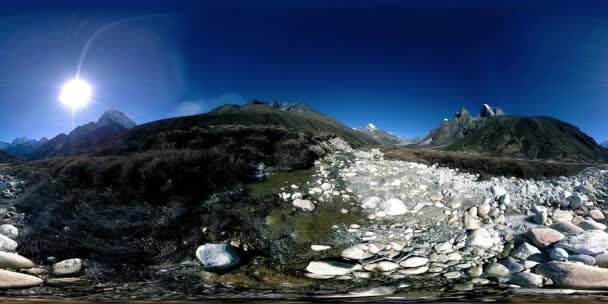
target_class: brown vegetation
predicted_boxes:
[384,147,593,179]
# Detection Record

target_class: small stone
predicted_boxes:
[195,244,240,271]
[485,263,509,278]
[500,257,524,273]
[292,199,316,212]
[311,245,332,251]
[52,259,84,277]
[400,256,429,268]
[306,260,361,276]
[567,195,583,209]
[568,255,596,265]
[511,242,541,261]
[341,244,373,260]
[532,206,548,225]
[549,248,569,261]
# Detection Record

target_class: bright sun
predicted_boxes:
[59,78,92,110]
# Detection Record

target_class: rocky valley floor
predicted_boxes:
[1,140,608,301]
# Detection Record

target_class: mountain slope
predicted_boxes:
[602,141,608,149]
[419,107,479,146]
[0,150,18,162]
[34,109,136,158]
[114,101,378,151]
[354,123,406,146]
[445,116,608,162]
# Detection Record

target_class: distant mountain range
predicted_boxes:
[1,109,136,159]
[602,141,608,149]
[0,137,49,159]
[354,123,421,146]
[1,101,606,163]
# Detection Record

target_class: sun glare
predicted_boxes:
[59,78,92,110]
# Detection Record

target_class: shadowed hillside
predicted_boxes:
[446,116,608,162]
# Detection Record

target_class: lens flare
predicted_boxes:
[59,78,92,110]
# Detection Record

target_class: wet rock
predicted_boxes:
[292,199,316,212]
[526,228,565,249]
[306,260,361,276]
[550,221,584,235]
[509,272,544,288]
[555,230,608,256]
[536,261,608,289]
[196,244,240,271]
[0,252,34,269]
[0,269,43,289]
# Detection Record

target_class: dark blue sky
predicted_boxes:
[1,0,607,142]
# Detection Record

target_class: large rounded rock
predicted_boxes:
[0,234,17,252]
[52,258,84,276]
[0,269,43,289]
[526,228,564,249]
[196,244,240,271]
[466,228,493,249]
[306,260,361,276]
[555,230,608,256]
[0,224,18,240]
[509,271,544,288]
[0,252,35,269]
[382,198,407,216]
[536,261,608,289]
